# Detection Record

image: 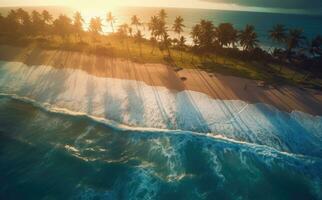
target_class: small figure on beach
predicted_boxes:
[244,84,248,90]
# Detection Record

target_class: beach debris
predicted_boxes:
[180,77,187,81]
[174,67,183,72]
[257,81,265,87]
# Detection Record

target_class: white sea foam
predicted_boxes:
[0,60,322,157]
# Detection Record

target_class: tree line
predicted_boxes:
[0,8,321,77]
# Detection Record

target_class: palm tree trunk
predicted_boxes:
[111,23,114,33]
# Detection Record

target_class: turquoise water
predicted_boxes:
[0,96,321,199]
[0,60,322,199]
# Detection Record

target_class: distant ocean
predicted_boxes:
[1,6,322,48]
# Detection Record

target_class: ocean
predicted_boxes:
[0,60,322,199]
[1,6,322,48]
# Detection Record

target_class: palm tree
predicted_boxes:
[303,35,322,79]
[134,30,144,57]
[191,20,216,53]
[148,16,160,54]
[216,23,238,48]
[0,14,4,31]
[106,12,116,33]
[5,10,19,34]
[73,11,84,41]
[178,36,186,62]
[16,8,32,35]
[42,10,53,24]
[41,10,53,37]
[161,31,172,58]
[286,28,306,60]
[155,17,171,57]
[89,17,103,36]
[268,24,286,53]
[191,24,201,47]
[31,10,44,35]
[216,23,238,63]
[53,15,73,40]
[158,9,167,22]
[118,23,129,36]
[172,16,185,40]
[128,27,133,37]
[16,8,26,24]
[308,35,322,58]
[239,24,258,51]
[131,15,142,32]
[118,23,131,54]
[148,14,169,56]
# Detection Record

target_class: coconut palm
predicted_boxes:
[148,14,169,56]
[134,30,144,57]
[118,23,131,54]
[286,29,306,58]
[172,16,185,40]
[0,14,4,30]
[131,15,142,32]
[31,10,44,35]
[42,10,53,24]
[16,8,32,35]
[118,23,129,36]
[16,8,27,24]
[191,24,201,47]
[216,23,238,48]
[148,16,160,54]
[308,35,322,58]
[155,17,171,57]
[191,20,216,52]
[269,24,287,47]
[4,10,19,34]
[178,36,186,62]
[53,15,73,39]
[303,35,322,79]
[148,16,159,38]
[158,9,167,22]
[106,12,116,33]
[73,11,84,41]
[161,31,172,58]
[128,27,133,37]
[89,17,103,35]
[239,24,258,51]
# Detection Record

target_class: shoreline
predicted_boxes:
[1,45,322,115]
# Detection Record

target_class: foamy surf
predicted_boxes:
[0,60,321,158]
[0,95,321,199]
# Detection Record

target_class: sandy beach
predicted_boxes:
[1,44,321,115]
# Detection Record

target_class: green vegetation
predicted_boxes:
[0,8,321,89]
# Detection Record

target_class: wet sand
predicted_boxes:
[1,45,321,115]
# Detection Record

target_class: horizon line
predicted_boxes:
[0,4,321,16]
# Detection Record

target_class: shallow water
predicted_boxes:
[0,60,322,199]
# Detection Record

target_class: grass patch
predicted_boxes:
[0,34,321,89]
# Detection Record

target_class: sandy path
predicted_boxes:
[0,45,321,115]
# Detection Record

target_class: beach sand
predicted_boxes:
[1,44,321,115]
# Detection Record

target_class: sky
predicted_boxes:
[0,0,321,14]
